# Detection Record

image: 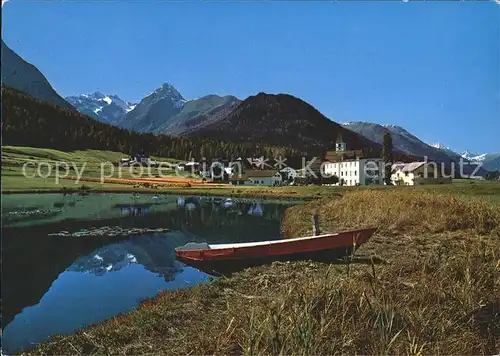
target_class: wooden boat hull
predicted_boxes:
[175,227,377,276]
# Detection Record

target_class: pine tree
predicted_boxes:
[382,132,393,185]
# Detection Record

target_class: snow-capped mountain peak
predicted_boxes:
[430,143,451,150]
[114,83,189,132]
[66,92,137,124]
[430,144,492,164]
[147,82,186,108]
[461,150,487,162]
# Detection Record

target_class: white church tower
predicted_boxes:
[335,133,347,152]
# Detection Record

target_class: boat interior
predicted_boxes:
[176,233,340,251]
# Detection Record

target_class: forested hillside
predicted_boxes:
[191,93,378,151]
[1,87,303,161]
[1,40,75,111]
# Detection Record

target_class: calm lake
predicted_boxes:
[2,193,299,354]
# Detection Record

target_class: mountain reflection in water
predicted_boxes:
[1,193,298,354]
[69,235,183,280]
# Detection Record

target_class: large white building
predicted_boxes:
[322,135,384,186]
[323,158,383,186]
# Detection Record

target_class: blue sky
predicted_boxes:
[3,1,499,153]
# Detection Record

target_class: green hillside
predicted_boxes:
[1,86,300,161]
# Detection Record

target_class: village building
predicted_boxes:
[229,170,282,186]
[322,135,384,186]
[296,157,325,179]
[198,159,244,180]
[279,167,297,182]
[223,160,244,178]
[391,162,452,185]
[132,153,152,165]
[184,161,200,173]
[119,157,131,166]
[120,153,157,167]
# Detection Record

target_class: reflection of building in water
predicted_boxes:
[120,206,150,216]
[113,198,287,243]
[248,203,264,216]
[178,197,200,211]
[222,199,234,208]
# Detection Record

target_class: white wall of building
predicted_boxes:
[323,158,383,186]
[391,163,451,186]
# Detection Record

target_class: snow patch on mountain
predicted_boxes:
[68,235,185,281]
[461,151,487,162]
[429,143,493,164]
[430,143,451,150]
[66,92,136,124]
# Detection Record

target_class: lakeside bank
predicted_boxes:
[3,177,500,202]
[1,185,324,201]
[21,188,500,355]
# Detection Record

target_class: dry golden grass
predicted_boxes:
[26,235,499,355]
[283,189,500,238]
[24,190,500,355]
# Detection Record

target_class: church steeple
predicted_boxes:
[335,133,346,152]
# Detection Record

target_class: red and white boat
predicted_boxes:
[175,227,377,275]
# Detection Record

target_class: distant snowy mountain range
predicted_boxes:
[461,152,489,162]
[62,87,500,173]
[342,122,498,172]
[65,83,240,135]
[66,92,137,124]
[341,122,460,162]
[429,143,500,172]
[2,41,497,173]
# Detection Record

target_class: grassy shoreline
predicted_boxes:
[4,147,500,354]
[1,184,325,200]
[20,188,500,355]
[4,145,500,203]
[3,175,500,201]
